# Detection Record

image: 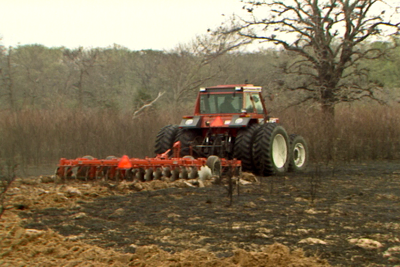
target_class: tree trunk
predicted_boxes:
[321,103,335,122]
[320,103,335,161]
[6,48,15,111]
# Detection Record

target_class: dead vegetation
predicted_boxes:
[1,103,400,173]
[0,160,17,218]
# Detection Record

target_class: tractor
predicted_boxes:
[56,84,308,181]
[154,84,308,176]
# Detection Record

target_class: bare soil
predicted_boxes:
[2,160,400,266]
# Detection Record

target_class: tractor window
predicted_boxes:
[200,94,243,114]
[245,93,264,114]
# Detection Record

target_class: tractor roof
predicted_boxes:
[200,84,262,93]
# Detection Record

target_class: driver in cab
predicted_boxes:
[220,95,236,113]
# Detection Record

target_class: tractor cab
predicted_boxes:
[175,84,271,159]
[180,84,270,130]
[195,84,267,116]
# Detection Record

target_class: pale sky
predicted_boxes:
[1,0,400,51]
[0,0,244,51]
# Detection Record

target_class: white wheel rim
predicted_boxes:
[293,143,306,167]
[272,134,287,168]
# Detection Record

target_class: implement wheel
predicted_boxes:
[206,155,221,176]
[253,123,289,176]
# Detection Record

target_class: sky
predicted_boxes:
[0,0,245,51]
[2,0,400,52]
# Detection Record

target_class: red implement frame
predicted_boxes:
[56,142,241,181]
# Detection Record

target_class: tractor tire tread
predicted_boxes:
[233,124,260,172]
[253,123,289,176]
[154,125,179,155]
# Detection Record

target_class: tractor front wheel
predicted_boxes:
[288,134,308,172]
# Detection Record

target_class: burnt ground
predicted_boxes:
[19,161,400,266]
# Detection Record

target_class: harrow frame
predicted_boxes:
[56,142,241,181]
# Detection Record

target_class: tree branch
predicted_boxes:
[132,91,165,119]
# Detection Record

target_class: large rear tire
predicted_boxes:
[176,129,201,157]
[288,134,308,172]
[154,125,179,155]
[253,123,289,176]
[233,123,260,172]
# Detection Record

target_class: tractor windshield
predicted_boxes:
[199,93,243,114]
[244,93,264,114]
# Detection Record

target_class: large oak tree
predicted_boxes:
[221,0,400,117]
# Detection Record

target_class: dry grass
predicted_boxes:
[0,108,177,167]
[280,103,400,162]
[0,103,399,168]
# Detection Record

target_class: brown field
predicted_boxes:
[1,160,400,266]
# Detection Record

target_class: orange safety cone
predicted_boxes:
[118,155,132,169]
[211,116,224,127]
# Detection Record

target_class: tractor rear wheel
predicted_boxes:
[154,125,179,155]
[233,124,260,172]
[288,134,308,172]
[253,123,289,176]
[176,129,201,157]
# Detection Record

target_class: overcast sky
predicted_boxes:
[0,0,244,51]
[2,0,400,51]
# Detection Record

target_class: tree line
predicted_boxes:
[0,40,399,114]
[0,44,282,114]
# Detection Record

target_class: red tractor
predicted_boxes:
[154,84,308,176]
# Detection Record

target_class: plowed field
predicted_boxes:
[2,161,400,266]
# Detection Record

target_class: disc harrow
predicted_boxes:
[55,142,241,182]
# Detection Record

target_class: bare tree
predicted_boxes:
[128,33,250,116]
[162,33,251,113]
[63,48,99,110]
[7,45,66,109]
[0,47,15,110]
[220,0,400,118]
